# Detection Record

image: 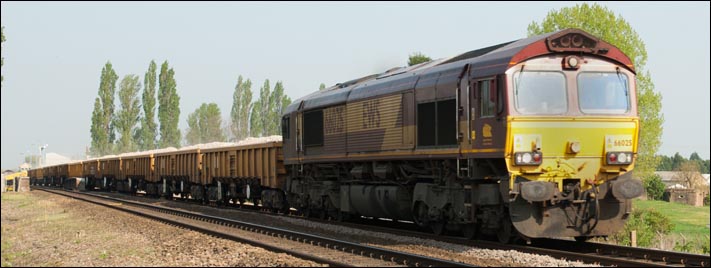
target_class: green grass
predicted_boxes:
[98,250,108,260]
[633,199,710,236]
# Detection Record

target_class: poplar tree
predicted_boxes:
[114,75,142,153]
[138,60,158,150]
[158,61,181,148]
[527,3,664,180]
[186,103,225,145]
[250,101,262,137]
[230,76,253,141]
[267,81,291,135]
[266,81,284,135]
[250,79,271,137]
[90,61,118,156]
[90,98,107,156]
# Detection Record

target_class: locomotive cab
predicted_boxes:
[500,30,644,241]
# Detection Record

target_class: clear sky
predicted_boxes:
[1,1,709,169]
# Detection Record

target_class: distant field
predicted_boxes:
[633,199,710,236]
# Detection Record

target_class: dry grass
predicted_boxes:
[1,191,153,267]
[1,190,320,267]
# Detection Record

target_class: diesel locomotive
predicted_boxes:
[280,28,643,242]
[30,28,644,243]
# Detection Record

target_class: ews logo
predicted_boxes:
[362,99,381,129]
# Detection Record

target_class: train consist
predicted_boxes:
[30,137,285,206]
[29,28,644,243]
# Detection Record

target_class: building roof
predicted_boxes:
[655,171,683,182]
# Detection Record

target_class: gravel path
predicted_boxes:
[1,191,321,267]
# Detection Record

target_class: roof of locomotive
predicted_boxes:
[285,28,633,114]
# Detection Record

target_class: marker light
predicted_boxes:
[514,152,543,166]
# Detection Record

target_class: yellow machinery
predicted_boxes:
[5,171,27,192]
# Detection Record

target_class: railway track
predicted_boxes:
[316,212,710,267]
[184,192,711,267]
[35,187,475,267]
[39,186,709,267]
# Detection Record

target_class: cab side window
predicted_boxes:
[479,79,496,117]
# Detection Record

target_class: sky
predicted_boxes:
[1,1,709,169]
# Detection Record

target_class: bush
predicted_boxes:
[643,174,665,200]
[673,235,710,254]
[613,208,674,247]
[674,239,694,252]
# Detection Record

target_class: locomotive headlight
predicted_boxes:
[618,152,628,163]
[568,56,579,68]
[563,56,582,70]
[522,153,532,163]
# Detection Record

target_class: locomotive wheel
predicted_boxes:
[302,208,311,218]
[431,221,446,236]
[462,224,477,240]
[413,202,429,227]
[497,216,514,244]
[336,212,345,222]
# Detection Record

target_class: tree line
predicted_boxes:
[90,60,180,156]
[656,152,710,174]
[89,61,291,157]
